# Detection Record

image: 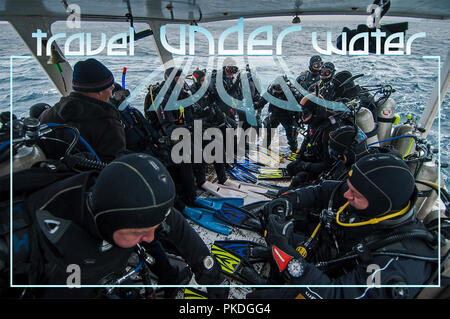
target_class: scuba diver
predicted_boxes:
[250,153,438,299]
[285,93,344,189]
[319,125,370,182]
[311,62,337,101]
[331,71,378,115]
[143,67,199,209]
[189,69,228,186]
[209,57,262,130]
[39,58,126,163]
[260,80,302,154]
[296,55,323,91]
[1,153,228,299]
[109,82,166,159]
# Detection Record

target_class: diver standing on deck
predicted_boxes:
[296,55,323,91]
[260,80,302,154]
[311,62,337,101]
[190,69,228,186]
[144,67,199,209]
[209,58,261,130]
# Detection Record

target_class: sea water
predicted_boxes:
[0,15,448,187]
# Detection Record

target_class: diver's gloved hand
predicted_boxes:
[286,160,300,176]
[194,255,229,299]
[264,215,299,258]
[270,243,305,284]
[278,189,299,206]
[263,198,293,223]
[297,161,311,171]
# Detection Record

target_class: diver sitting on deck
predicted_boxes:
[1,153,228,299]
[109,82,172,165]
[285,93,344,189]
[39,58,126,163]
[250,153,438,299]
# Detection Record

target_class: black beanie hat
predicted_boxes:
[91,153,175,244]
[72,58,114,92]
[348,153,415,218]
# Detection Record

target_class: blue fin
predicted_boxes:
[215,203,263,233]
[228,164,257,183]
[213,240,270,264]
[182,207,231,235]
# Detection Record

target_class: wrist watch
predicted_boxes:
[284,258,305,281]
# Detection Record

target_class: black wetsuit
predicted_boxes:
[4,170,216,298]
[287,112,342,188]
[210,69,261,130]
[311,79,336,101]
[260,89,301,153]
[249,181,437,299]
[190,82,228,185]
[296,69,321,91]
[144,80,198,207]
[39,92,126,163]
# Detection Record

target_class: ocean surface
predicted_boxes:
[0,15,449,188]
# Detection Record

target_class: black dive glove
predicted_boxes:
[262,198,293,226]
[278,189,299,207]
[194,255,229,299]
[264,215,299,257]
[287,160,310,176]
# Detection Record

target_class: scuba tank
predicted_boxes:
[390,115,420,158]
[0,145,46,177]
[376,97,397,146]
[355,107,378,145]
[0,117,46,177]
[414,162,440,220]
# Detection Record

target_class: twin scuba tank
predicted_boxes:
[355,97,440,219]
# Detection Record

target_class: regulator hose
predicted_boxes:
[316,229,437,270]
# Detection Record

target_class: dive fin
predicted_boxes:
[215,202,263,234]
[257,167,291,180]
[194,197,244,210]
[246,149,280,167]
[213,240,271,264]
[201,180,247,198]
[211,244,268,285]
[184,287,208,299]
[182,206,231,236]
[284,152,298,162]
[224,179,277,198]
[256,182,285,191]
[201,181,270,206]
[227,164,258,183]
[234,158,265,174]
[241,200,271,216]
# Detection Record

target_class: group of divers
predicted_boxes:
[0,54,449,300]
